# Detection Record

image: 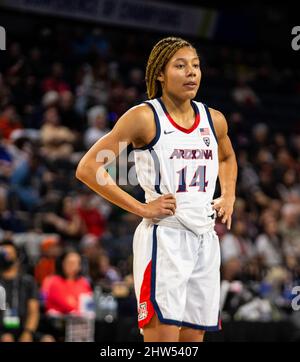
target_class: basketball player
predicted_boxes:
[76,37,237,342]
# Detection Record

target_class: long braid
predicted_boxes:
[145,37,193,99]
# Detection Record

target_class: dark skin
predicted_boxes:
[76,46,237,342]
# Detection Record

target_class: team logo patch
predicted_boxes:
[138,302,148,321]
[203,137,210,147]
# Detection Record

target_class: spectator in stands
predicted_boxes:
[0,104,22,140]
[257,165,281,202]
[255,216,284,269]
[221,219,256,281]
[252,123,269,150]
[75,60,109,114]
[10,152,45,212]
[40,106,76,160]
[84,105,110,149]
[0,185,27,234]
[279,204,300,270]
[79,233,102,276]
[232,78,260,107]
[277,168,300,204]
[89,251,122,292]
[58,90,82,132]
[41,250,93,315]
[0,240,39,342]
[43,196,85,243]
[34,236,61,286]
[77,191,107,238]
[275,149,295,181]
[42,62,70,94]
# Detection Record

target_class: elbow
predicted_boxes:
[222,152,237,164]
[76,156,106,187]
[75,159,89,183]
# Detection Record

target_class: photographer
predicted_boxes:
[0,240,39,342]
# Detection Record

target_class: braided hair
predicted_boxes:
[145,37,195,99]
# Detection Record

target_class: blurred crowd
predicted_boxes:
[0,21,300,341]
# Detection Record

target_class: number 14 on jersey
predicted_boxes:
[176,165,208,193]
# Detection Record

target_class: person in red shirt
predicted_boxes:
[77,192,107,238]
[42,62,70,94]
[41,250,93,315]
[34,237,61,286]
[0,104,22,140]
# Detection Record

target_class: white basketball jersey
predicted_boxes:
[133,98,219,236]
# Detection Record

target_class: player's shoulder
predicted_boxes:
[126,102,154,119]
[207,106,228,139]
[118,102,154,129]
[208,107,226,123]
[113,102,155,145]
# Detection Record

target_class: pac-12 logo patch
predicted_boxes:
[203,137,210,147]
[138,302,148,321]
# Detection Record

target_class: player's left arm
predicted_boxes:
[209,108,238,230]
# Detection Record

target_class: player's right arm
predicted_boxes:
[76,104,176,218]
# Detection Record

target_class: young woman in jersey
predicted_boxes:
[76,37,237,342]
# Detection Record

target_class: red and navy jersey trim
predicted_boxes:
[158,98,200,134]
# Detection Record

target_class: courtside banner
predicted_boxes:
[0,0,218,39]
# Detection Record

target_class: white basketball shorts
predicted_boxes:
[133,220,221,331]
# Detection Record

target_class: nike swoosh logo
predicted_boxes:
[164,130,175,135]
[208,213,215,219]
